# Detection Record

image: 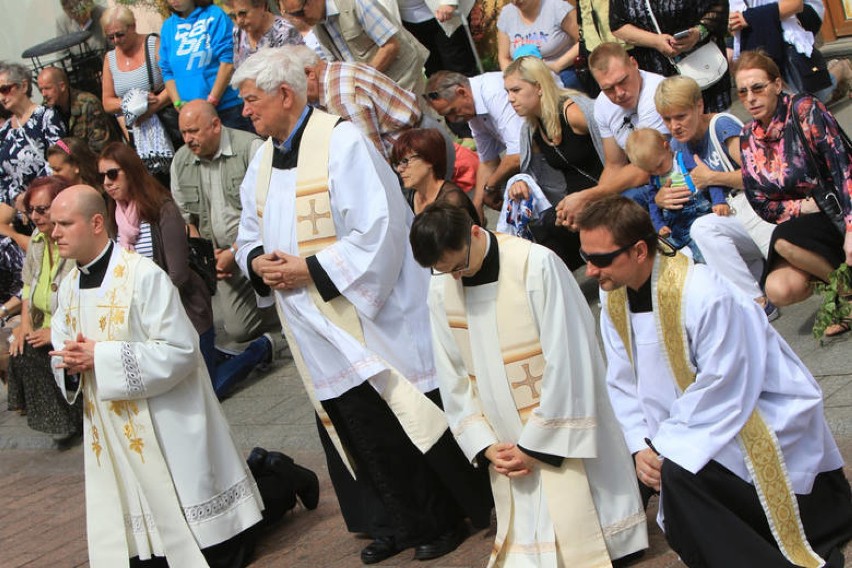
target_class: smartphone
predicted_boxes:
[672,29,691,40]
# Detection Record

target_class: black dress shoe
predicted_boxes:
[292,462,320,510]
[413,523,469,561]
[361,537,403,564]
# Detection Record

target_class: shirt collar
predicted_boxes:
[470,77,488,117]
[78,241,112,275]
[462,231,499,287]
[276,105,311,154]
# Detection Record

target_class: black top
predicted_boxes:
[533,100,603,194]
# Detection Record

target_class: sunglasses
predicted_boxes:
[393,155,421,170]
[0,83,18,95]
[282,0,308,18]
[579,240,639,268]
[106,31,126,41]
[431,230,472,275]
[423,85,458,101]
[100,168,122,181]
[26,205,50,216]
[736,82,769,99]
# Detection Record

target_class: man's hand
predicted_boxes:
[654,181,691,211]
[50,332,96,375]
[485,443,535,477]
[555,190,593,229]
[635,448,662,492]
[214,247,236,280]
[435,4,455,22]
[26,327,53,349]
[712,203,731,216]
[508,180,531,201]
[252,251,312,291]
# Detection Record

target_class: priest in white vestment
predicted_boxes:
[411,202,648,567]
[229,48,492,565]
[49,186,265,568]
[577,196,852,568]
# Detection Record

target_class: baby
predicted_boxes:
[626,128,729,262]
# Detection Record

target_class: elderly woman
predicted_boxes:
[652,75,779,319]
[610,0,730,112]
[0,62,66,208]
[8,177,82,441]
[501,55,603,269]
[736,51,852,336]
[160,0,251,131]
[228,0,303,69]
[391,128,478,221]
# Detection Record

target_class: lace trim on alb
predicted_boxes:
[121,342,145,397]
[183,477,256,523]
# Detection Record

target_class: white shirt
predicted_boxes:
[594,70,668,150]
[468,72,524,162]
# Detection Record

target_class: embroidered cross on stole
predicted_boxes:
[63,248,207,567]
[606,252,824,568]
[443,234,611,567]
[254,109,447,477]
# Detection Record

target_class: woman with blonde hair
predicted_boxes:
[501,55,603,268]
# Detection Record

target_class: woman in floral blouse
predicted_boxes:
[227,0,303,69]
[737,51,852,336]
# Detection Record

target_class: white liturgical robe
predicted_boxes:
[429,238,647,567]
[234,121,437,401]
[52,246,263,567]
[600,263,844,497]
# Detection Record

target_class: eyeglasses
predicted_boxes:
[431,230,472,275]
[229,10,250,20]
[106,31,126,41]
[282,0,308,18]
[394,155,421,170]
[100,168,122,181]
[579,240,641,268]
[423,85,458,101]
[26,205,50,216]
[0,83,18,95]
[736,82,769,99]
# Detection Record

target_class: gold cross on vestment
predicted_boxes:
[96,288,126,339]
[511,363,543,399]
[298,198,331,236]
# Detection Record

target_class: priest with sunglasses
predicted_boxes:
[412,201,648,567]
[578,196,852,567]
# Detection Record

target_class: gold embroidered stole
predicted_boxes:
[64,249,207,567]
[606,253,824,568]
[444,234,611,567]
[255,110,447,477]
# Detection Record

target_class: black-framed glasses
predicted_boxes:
[736,82,769,99]
[106,31,126,41]
[100,168,122,181]
[394,154,421,170]
[0,83,18,95]
[431,230,472,275]
[26,205,50,216]
[282,0,308,18]
[579,240,638,268]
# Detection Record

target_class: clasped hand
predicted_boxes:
[485,442,536,478]
[252,250,312,291]
[50,332,96,375]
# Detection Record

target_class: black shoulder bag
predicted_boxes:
[143,34,184,150]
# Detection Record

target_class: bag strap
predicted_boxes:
[676,152,698,192]
[143,34,157,92]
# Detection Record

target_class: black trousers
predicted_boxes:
[320,381,469,548]
[403,18,478,77]
[129,528,257,568]
[661,459,852,568]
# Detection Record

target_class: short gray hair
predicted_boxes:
[284,44,320,69]
[424,71,470,102]
[231,47,307,97]
[0,61,33,97]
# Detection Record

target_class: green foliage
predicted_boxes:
[812,263,852,341]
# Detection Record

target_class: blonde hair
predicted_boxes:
[503,56,582,146]
[625,128,669,172]
[101,5,136,29]
[654,76,702,114]
[589,42,631,74]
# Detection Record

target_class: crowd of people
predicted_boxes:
[1,0,852,566]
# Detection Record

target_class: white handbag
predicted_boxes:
[643,0,728,89]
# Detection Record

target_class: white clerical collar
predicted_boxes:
[78,241,112,275]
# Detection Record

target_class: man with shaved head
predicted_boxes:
[171,100,283,399]
[49,185,265,567]
[37,67,122,154]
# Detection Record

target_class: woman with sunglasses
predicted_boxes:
[227,0,303,69]
[97,143,218,365]
[736,51,852,337]
[46,137,102,190]
[160,0,253,132]
[7,177,83,443]
[0,62,66,209]
[391,128,479,222]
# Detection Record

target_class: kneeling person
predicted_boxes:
[411,202,648,566]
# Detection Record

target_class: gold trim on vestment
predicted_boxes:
[606,253,823,567]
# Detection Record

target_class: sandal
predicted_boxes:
[824,318,851,338]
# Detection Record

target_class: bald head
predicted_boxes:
[37,67,69,109]
[179,100,223,159]
[51,185,110,263]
